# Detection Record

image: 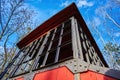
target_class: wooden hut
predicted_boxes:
[1,3,120,80]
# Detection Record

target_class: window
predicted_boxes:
[11,35,46,76]
[77,20,104,66]
[11,19,74,76]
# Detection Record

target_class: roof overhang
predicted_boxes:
[17,3,79,49]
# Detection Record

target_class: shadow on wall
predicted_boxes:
[104,69,120,80]
[80,70,120,80]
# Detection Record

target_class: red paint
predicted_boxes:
[33,66,74,80]
[15,77,24,80]
[14,69,118,80]
[80,70,117,80]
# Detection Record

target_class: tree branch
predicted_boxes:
[105,11,120,29]
[0,0,23,40]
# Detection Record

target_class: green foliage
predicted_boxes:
[104,42,120,69]
[104,42,120,53]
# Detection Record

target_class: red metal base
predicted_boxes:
[15,77,24,80]
[14,67,118,80]
[33,66,74,80]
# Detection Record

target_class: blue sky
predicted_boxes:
[24,0,120,51]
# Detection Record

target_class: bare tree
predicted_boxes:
[0,0,36,73]
[92,22,120,69]
[91,0,120,70]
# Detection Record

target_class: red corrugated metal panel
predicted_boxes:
[15,77,24,80]
[33,66,74,80]
[80,70,117,80]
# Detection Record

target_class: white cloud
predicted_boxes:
[0,46,4,53]
[0,46,3,50]
[117,0,120,2]
[114,32,120,37]
[60,1,71,7]
[60,0,94,8]
[77,0,94,8]
[93,17,101,26]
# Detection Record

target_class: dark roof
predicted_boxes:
[17,3,108,67]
